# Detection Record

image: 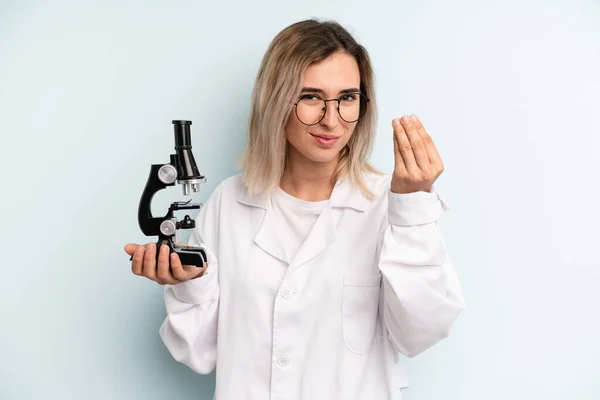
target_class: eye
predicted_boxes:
[300,94,319,101]
[340,94,358,102]
[298,94,323,105]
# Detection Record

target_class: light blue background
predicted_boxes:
[1,0,599,399]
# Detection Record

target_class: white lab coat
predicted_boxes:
[159,171,465,400]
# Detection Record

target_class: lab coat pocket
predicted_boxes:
[342,275,382,355]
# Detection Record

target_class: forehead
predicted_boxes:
[302,52,360,94]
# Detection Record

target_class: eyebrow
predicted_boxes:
[300,87,361,95]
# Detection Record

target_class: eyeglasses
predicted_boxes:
[293,92,369,126]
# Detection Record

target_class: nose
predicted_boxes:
[319,100,339,129]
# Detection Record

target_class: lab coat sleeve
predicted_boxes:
[378,187,465,358]
[158,183,222,374]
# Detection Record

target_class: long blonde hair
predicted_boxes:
[239,18,381,198]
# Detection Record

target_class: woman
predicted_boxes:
[125,18,464,400]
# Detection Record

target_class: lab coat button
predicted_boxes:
[278,355,290,366]
[280,286,295,299]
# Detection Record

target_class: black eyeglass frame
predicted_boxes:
[293,92,370,126]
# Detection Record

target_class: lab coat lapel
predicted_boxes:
[288,202,336,271]
[253,203,289,264]
[251,199,336,268]
[237,186,289,264]
[236,174,370,268]
[284,175,370,271]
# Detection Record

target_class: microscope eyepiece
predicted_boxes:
[170,120,205,195]
[172,120,193,148]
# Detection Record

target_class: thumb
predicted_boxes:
[392,123,401,164]
[124,243,139,256]
[392,119,407,174]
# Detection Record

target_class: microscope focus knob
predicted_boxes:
[158,164,178,184]
[159,220,177,236]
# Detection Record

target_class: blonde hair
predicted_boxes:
[239,18,381,198]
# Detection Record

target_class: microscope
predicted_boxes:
[132,120,207,268]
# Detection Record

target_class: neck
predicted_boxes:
[280,151,339,202]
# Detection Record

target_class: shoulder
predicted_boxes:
[329,169,391,212]
[206,172,259,207]
[360,170,392,199]
[212,172,245,196]
[200,173,243,207]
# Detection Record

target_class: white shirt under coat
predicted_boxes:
[159,171,465,400]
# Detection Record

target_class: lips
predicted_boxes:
[310,133,340,140]
[310,133,340,147]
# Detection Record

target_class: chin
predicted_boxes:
[303,145,344,164]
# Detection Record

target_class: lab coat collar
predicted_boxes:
[252,199,337,267]
[236,174,370,212]
[236,174,368,268]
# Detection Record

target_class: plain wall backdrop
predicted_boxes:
[1,0,599,399]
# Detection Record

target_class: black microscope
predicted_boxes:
[132,120,207,268]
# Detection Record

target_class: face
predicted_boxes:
[284,51,362,168]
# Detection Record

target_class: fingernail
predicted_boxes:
[411,115,418,122]
[161,244,168,253]
[392,118,400,127]
[402,116,410,124]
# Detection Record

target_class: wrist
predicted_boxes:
[388,189,448,226]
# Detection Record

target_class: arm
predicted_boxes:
[158,183,223,374]
[378,188,465,358]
